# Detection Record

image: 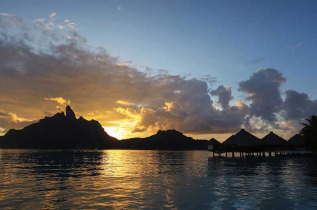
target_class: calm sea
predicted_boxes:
[0,150,316,209]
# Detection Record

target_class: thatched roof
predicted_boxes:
[222,129,260,146]
[261,132,286,146]
[287,134,305,146]
[209,138,220,145]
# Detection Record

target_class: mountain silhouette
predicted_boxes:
[66,105,76,120]
[0,107,212,150]
[119,129,209,150]
[0,106,117,149]
[2,106,303,150]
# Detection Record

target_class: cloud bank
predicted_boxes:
[0,13,316,139]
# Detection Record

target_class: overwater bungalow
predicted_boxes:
[209,138,220,145]
[207,138,220,151]
[287,134,305,147]
[222,129,259,147]
[209,129,312,157]
[213,129,262,156]
[261,131,286,147]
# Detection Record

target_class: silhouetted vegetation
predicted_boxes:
[300,115,317,151]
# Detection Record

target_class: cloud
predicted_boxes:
[283,90,317,120]
[44,97,71,106]
[7,112,33,123]
[57,25,65,29]
[0,14,248,136]
[210,85,233,109]
[200,75,217,86]
[0,111,36,135]
[116,100,133,106]
[163,102,175,112]
[0,12,23,27]
[117,62,129,67]
[238,69,317,135]
[32,13,77,36]
[49,12,56,20]
[33,18,46,23]
[116,77,248,134]
[33,13,57,31]
[66,21,76,29]
[0,13,14,17]
[239,68,286,122]
[0,13,316,140]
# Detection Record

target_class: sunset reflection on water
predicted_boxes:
[0,150,316,209]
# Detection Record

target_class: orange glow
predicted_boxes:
[44,97,70,106]
[163,102,175,112]
[116,100,132,106]
[103,127,126,139]
[102,119,143,140]
[235,100,244,108]
[116,62,128,67]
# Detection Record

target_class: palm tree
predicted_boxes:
[300,115,317,151]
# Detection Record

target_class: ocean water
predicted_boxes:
[0,150,316,209]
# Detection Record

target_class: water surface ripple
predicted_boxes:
[0,150,316,209]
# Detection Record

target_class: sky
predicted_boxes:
[0,0,317,141]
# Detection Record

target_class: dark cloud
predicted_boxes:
[130,78,248,134]
[0,112,8,117]
[239,68,286,122]
[210,85,233,109]
[0,13,316,139]
[0,13,248,136]
[238,69,317,135]
[284,90,317,120]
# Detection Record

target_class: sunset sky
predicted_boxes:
[1,0,317,141]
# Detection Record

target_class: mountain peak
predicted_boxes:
[66,105,76,120]
[52,111,65,119]
[1,105,117,149]
[156,129,183,136]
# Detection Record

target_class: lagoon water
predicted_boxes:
[0,150,316,209]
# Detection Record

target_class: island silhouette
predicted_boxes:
[0,105,307,150]
[0,106,215,149]
[0,106,117,149]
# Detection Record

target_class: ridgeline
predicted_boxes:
[0,106,214,150]
[0,106,306,150]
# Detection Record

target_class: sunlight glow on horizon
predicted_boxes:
[103,126,126,140]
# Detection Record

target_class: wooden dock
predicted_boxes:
[208,145,312,157]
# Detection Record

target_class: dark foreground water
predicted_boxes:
[0,150,316,209]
